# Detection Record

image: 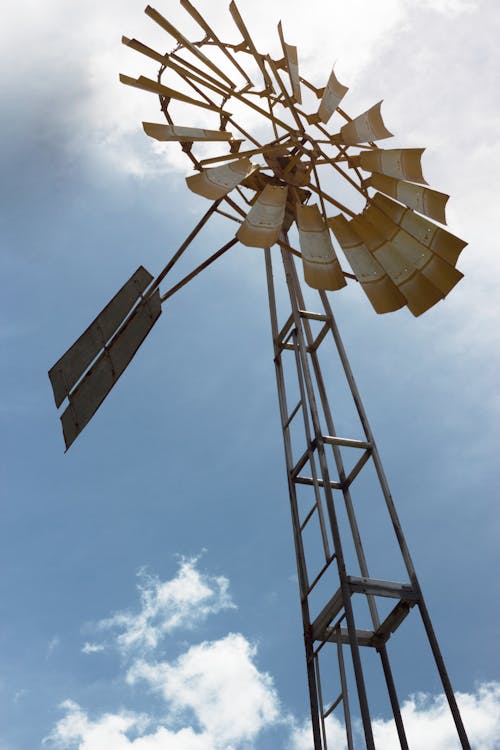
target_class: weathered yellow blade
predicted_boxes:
[328,215,405,313]
[352,148,427,184]
[296,204,346,291]
[186,158,258,200]
[372,192,467,267]
[363,199,463,297]
[315,68,348,125]
[334,101,393,145]
[229,1,275,92]
[237,185,288,248]
[366,173,449,224]
[277,21,302,104]
[119,74,229,115]
[143,123,233,142]
[145,5,235,89]
[349,214,443,317]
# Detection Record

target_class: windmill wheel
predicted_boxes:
[121,1,466,319]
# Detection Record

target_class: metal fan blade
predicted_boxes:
[372,192,466,267]
[365,174,449,225]
[119,75,230,116]
[277,21,302,104]
[296,204,346,291]
[186,158,258,200]
[311,68,348,125]
[349,214,443,317]
[363,199,463,297]
[143,123,234,142]
[229,1,275,93]
[334,101,393,145]
[237,184,288,248]
[328,215,405,313]
[145,5,235,89]
[351,148,427,185]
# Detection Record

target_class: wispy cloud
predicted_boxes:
[96,557,235,653]
[81,642,105,655]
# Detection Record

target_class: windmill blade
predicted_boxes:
[237,184,288,248]
[179,0,253,85]
[143,123,234,142]
[296,204,346,291]
[363,199,463,297]
[372,192,466,266]
[59,290,162,450]
[122,36,167,65]
[229,1,275,92]
[351,148,427,184]
[49,266,154,408]
[186,158,258,200]
[365,173,449,225]
[349,214,443,316]
[333,101,393,145]
[309,68,348,125]
[277,21,302,104]
[328,215,405,313]
[145,5,236,89]
[119,75,229,116]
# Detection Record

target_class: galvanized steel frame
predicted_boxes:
[265,239,470,749]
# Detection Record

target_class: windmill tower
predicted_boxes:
[48,4,470,748]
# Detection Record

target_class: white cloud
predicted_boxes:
[47,637,61,657]
[127,633,280,745]
[81,642,105,655]
[97,557,235,652]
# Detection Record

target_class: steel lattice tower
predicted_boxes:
[48,4,471,747]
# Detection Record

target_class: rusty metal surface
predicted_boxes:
[49,266,153,408]
[60,291,161,450]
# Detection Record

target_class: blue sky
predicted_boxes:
[1,0,499,748]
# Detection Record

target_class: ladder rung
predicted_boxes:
[298,309,329,322]
[323,435,372,450]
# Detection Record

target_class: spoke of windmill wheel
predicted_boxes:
[119,74,230,116]
[229,0,275,93]
[145,5,236,89]
[277,21,302,104]
[179,0,253,85]
[198,140,292,167]
[266,55,306,133]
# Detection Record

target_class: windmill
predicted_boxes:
[48,3,470,748]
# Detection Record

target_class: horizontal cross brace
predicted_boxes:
[323,435,372,450]
[323,601,415,649]
[311,577,418,641]
[294,476,343,491]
